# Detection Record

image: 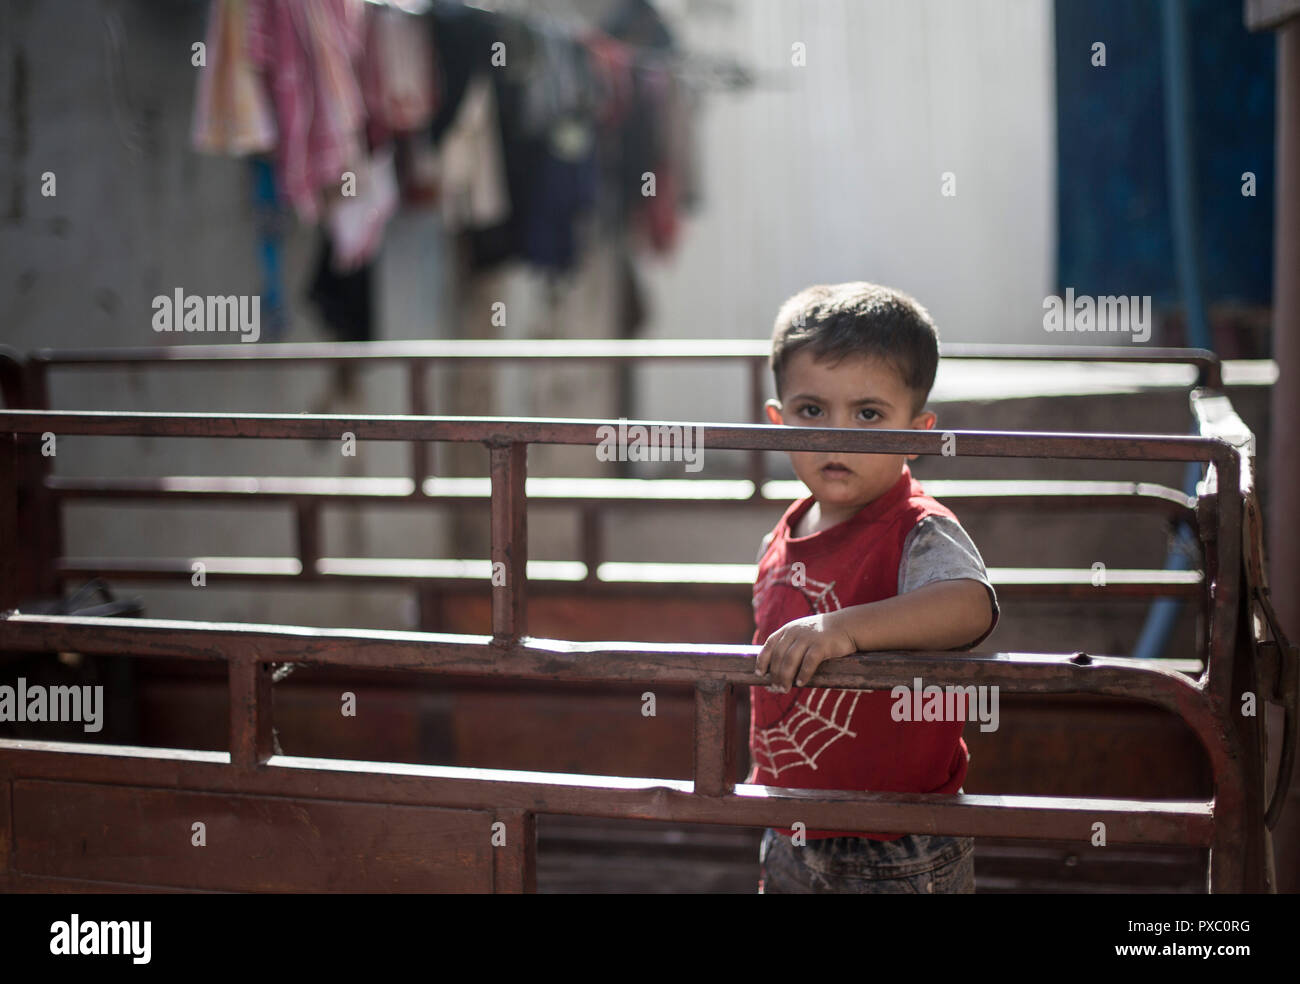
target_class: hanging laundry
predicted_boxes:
[191,0,276,155]
[427,3,494,145]
[641,64,679,253]
[522,118,599,272]
[614,62,678,254]
[246,0,368,223]
[189,0,716,307]
[327,145,399,272]
[584,33,635,129]
[435,73,511,232]
[361,3,440,145]
[517,29,590,140]
[308,230,373,343]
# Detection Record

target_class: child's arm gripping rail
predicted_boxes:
[754,578,994,692]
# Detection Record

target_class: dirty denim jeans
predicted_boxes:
[759,828,975,894]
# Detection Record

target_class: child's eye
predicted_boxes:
[796,404,822,418]
[858,408,881,422]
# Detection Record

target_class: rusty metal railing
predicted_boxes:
[2,341,1218,612]
[24,338,1224,491]
[0,403,1278,892]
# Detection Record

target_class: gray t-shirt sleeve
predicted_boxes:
[898,515,999,647]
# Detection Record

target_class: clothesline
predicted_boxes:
[362,0,755,91]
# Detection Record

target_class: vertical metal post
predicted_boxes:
[295,500,320,578]
[20,361,60,599]
[1266,13,1300,893]
[1207,451,1242,708]
[0,433,17,610]
[229,653,274,769]
[491,808,537,894]
[416,584,445,632]
[409,362,430,496]
[489,442,527,641]
[693,680,736,796]
[1204,448,1258,891]
[581,507,601,584]
[748,358,767,498]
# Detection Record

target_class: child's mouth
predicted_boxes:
[821,463,853,479]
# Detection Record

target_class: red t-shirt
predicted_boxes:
[747,466,969,840]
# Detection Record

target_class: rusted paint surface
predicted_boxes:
[408,361,431,489]
[0,409,1235,463]
[12,779,495,892]
[489,443,527,641]
[0,613,1241,888]
[228,654,273,770]
[0,777,10,878]
[0,613,1223,695]
[0,351,23,410]
[491,808,537,894]
[0,434,16,610]
[693,681,737,797]
[0,741,1213,848]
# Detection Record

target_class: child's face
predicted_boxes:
[766,349,936,520]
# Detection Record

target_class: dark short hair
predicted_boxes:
[770,282,939,413]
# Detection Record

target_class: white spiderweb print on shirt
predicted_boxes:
[752,563,862,777]
[752,564,842,617]
[753,686,863,777]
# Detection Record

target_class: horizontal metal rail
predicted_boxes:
[0,739,1214,851]
[0,613,1220,850]
[0,409,1237,460]
[28,338,1223,388]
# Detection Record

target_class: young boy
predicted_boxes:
[750,282,999,894]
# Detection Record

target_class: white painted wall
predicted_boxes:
[637,0,1057,421]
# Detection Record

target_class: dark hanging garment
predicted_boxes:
[519,38,600,272]
[308,232,373,343]
[602,0,676,50]
[427,2,494,144]
[463,76,533,270]
[523,122,599,272]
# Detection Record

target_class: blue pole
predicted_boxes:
[1133,2,1212,659]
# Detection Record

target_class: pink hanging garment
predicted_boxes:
[247,0,368,223]
[362,4,439,138]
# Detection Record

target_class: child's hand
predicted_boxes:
[755,612,858,692]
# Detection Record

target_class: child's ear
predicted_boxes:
[764,399,784,425]
[905,411,937,461]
